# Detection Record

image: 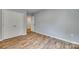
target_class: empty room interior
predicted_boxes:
[0,9,79,49]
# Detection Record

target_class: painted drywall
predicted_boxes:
[27,16,32,29]
[34,9,79,43]
[31,16,35,31]
[27,16,34,31]
[2,10,27,40]
[0,9,2,39]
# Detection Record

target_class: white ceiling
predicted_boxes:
[27,9,41,14]
[8,9,42,15]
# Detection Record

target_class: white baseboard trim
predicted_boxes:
[0,34,27,41]
[0,39,4,41]
[34,31,79,45]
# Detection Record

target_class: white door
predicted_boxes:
[2,10,26,39]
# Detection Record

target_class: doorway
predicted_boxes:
[27,16,34,34]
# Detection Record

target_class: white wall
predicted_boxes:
[27,16,32,29]
[2,10,27,40]
[27,16,34,31]
[31,16,35,31]
[34,10,79,43]
[0,9,2,40]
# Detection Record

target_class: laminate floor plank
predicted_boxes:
[0,32,79,49]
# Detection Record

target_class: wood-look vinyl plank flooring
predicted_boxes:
[0,32,79,49]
